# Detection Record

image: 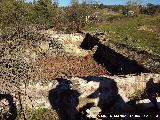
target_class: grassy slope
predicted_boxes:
[83,14,160,56]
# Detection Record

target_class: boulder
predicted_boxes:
[48,73,160,119]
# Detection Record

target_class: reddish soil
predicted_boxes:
[35,54,109,80]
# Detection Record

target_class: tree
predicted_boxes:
[71,0,79,5]
[0,0,35,30]
[140,3,159,15]
[127,0,143,6]
[126,0,143,14]
[33,0,59,27]
[64,1,94,31]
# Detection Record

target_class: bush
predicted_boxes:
[140,4,160,15]
[27,108,59,120]
[0,0,34,30]
[0,0,96,32]
[0,0,60,30]
[33,0,59,28]
[63,2,95,32]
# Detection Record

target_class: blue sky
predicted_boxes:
[26,0,160,6]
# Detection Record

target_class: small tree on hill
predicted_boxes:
[64,0,95,32]
[33,0,59,28]
[127,0,143,14]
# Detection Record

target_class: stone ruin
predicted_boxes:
[0,28,160,120]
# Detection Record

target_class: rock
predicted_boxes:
[48,73,160,119]
[86,107,101,119]
[38,41,49,53]
[0,98,10,114]
[0,73,160,119]
[30,51,37,62]
[0,94,17,120]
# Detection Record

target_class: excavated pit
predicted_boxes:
[35,54,109,80]
[80,33,151,75]
[34,31,112,80]
[35,32,153,80]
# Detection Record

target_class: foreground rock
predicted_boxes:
[49,73,160,119]
[40,29,88,56]
[1,73,160,119]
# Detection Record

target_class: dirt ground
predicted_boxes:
[35,54,109,80]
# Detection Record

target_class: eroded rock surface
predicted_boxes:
[1,74,160,119]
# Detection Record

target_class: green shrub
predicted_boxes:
[33,0,59,28]
[64,2,95,32]
[0,0,97,32]
[0,0,61,30]
[28,108,59,120]
[0,0,34,29]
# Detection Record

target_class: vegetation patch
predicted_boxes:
[17,108,59,120]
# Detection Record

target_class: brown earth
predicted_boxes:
[35,54,109,80]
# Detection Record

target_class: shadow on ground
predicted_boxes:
[48,78,82,120]
[80,33,150,75]
[143,78,160,110]
[48,77,127,120]
[48,76,160,120]
[0,93,17,120]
